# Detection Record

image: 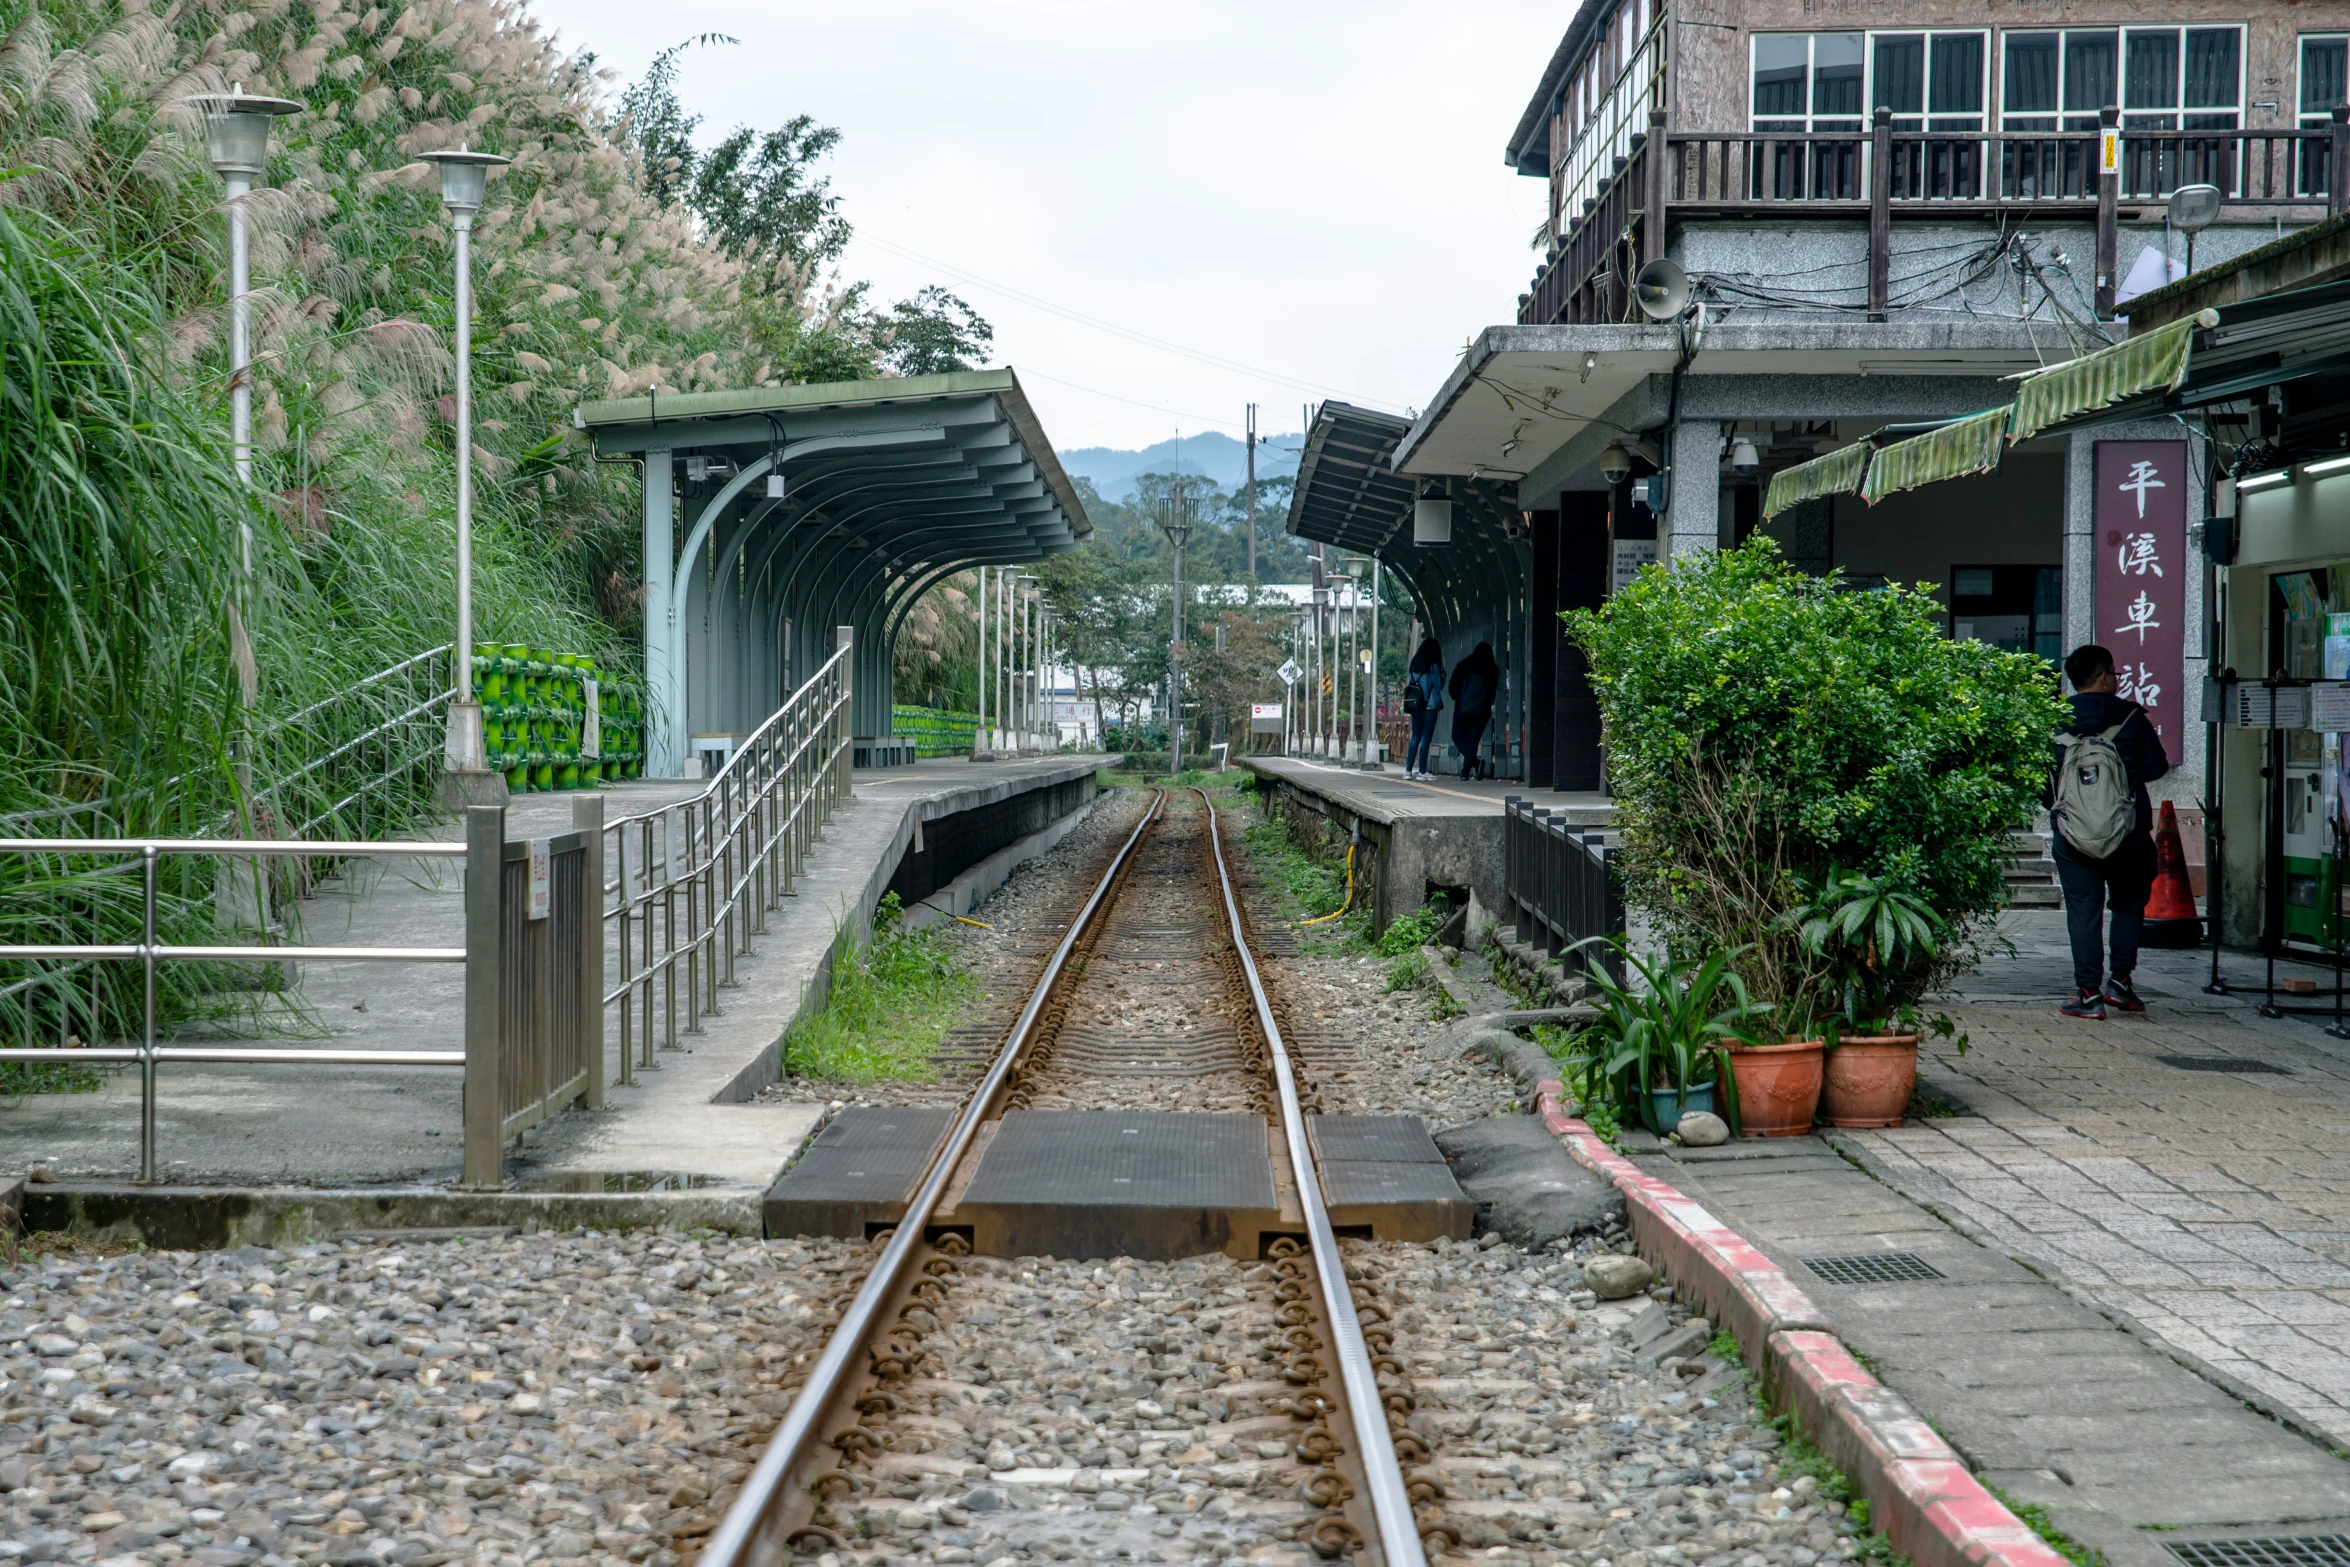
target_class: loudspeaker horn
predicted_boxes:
[1633,258,1690,321]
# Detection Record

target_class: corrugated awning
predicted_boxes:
[1762,439,1872,520]
[1862,405,2011,504]
[2006,313,2215,443]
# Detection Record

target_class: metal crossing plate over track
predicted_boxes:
[952,1110,1281,1261]
[760,1107,957,1239]
[1307,1115,1473,1244]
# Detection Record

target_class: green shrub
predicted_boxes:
[1564,538,2060,1010]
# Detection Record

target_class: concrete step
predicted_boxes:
[2007,883,2063,908]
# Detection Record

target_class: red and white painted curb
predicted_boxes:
[1535,1078,2069,1567]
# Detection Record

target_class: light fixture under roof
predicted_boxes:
[2236,469,2294,491]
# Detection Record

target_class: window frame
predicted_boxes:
[2300,32,2348,129]
[1748,29,1989,134]
[1997,25,2244,135]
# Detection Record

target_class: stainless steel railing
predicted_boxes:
[0,838,468,1182]
[598,633,855,1077]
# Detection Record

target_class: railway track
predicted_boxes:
[706,787,1449,1566]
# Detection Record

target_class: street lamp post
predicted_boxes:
[419,146,512,800]
[195,86,303,571]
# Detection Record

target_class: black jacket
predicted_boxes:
[2051,692,2169,834]
[1448,649,1500,714]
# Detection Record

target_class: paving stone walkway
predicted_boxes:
[1837,909,2350,1452]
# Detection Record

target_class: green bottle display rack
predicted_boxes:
[469,643,645,792]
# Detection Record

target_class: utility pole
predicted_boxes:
[1245,403,1258,582]
[1162,485,1191,774]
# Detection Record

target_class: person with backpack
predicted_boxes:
[2048,643,2170,1019]
[1449,641,1502,781]
[1403,638,1444,780]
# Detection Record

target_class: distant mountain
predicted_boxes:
[1060,430,1303,501]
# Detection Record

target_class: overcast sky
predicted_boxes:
[538,0,1561,451]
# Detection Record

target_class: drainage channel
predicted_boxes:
[707,788,1454,1566]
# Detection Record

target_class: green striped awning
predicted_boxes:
[1762,439,1872,520]
[1861,406,2011,504]
[2007,311,2216,442]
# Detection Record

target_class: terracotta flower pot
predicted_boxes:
[1726,1040,1823,1138]
[1819,1034,1919,1128]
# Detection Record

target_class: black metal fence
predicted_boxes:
[1503,795,1625,985]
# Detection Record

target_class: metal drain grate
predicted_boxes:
[2166,1537,2350,1567]
[2154,1055,2292,1075]
[1801,1252,1946,1285]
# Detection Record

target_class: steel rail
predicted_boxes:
[1196,786,1429,1567]
[696,788,1168,1567]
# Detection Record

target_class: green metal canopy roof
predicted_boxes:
[575,368,1091,547]
[575,367,1089,767]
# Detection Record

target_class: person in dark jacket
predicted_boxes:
[2049,643,2170,1019]
[1448,642,1501,781]
[1404,638,1444,780]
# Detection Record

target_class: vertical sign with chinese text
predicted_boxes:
[2094,440,2188,763]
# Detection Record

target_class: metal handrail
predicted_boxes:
[598,638,855,1077]
[0,835,474,1181]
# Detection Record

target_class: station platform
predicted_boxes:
[4,754,1106,1206]
[1240,756,1610,934]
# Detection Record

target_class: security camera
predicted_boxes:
[1729,437,1760,477]
[1599,443,1634,485]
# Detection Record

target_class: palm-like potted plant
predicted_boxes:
[1558,939,1775,1136]
[1785,867,1964,1127]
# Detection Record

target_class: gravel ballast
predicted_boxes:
[0,784,1858,1566]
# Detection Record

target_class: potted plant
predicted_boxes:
[1562,540,2057,1135]
[1785,866,1966,1127]
[1560,938,1773,1136]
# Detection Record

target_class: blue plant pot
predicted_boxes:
[1648,1079,1718,1129]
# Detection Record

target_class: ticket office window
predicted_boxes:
[1949,565,2061,661]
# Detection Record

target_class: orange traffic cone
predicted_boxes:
[2146,800,2200,924]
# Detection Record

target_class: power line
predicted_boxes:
[857,229,1408,411]
[1016,367,1252,433]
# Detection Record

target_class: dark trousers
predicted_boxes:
[1405,710,1437,773]
[1451,708,1492,778]
[2051,830,2156,993]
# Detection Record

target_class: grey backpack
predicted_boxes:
[2052,721,2135,859]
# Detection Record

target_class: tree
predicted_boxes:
[620,38,991,379]
[882,287,995,376]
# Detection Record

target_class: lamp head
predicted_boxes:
[418,145,512,216]
[2167,183,2222,233]
[193,85,303,178]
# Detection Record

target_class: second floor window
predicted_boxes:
[1752,32,1863,134]
[1999,28,2242,133]
[2305,34,2348,128]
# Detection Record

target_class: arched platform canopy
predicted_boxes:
[575,369,1089,775]
[1287,401,1530,778]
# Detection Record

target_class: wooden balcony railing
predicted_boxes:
[1518,105,2350,327]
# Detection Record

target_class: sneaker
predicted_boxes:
[2103,977,2146,1013]
[2060,987,2106,1020]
